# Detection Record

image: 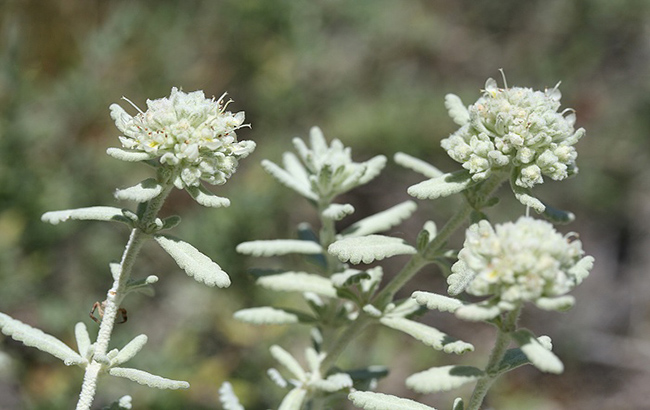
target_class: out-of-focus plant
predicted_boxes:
[224,73,593,410]
[0,88,255,409]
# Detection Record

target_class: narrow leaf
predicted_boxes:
[358,155,388,185]
[74,322,91,358]
[329,235,416,264]
[512,329,564,374]
[111,335,148,366]
[455,303,501,322]
[510,177,545,213]
[270,345,306,380]
[323,203,355,221]
[569,256,594,285]
[331,269,371,288]
[154,235,230,288]
[312,373,353,392]
[219,381,245,410]
[108,367,189,389]
[278,388,307,410]
[394,152,443,178]
[236,240,322,257]
[341,201,417,238]
[262,159,317,201]
[445,94,470,126]
[106,147,153,162]
[42,206,125,225]
[412,291,463,313]
[0,313,84,366]
[406,365,483,393]
[257,272,336,297]
[541,202,575,224]
[380,317,473,354]
[234,307,300,325]
[452,398,464,410]
[114,178,163,203]
[348,391,437,410]
[535,296,575,311]
[408,171,475,200]
[186,185,230,208]
[446,261,475,296]
[268,367,288,388]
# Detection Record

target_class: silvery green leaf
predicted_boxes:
[236,240,322,257]
[107,367,189,389]
[268,367,288,388]
[357,155,388,185]
[497,336,553,372]
[331,269,371,288]
[219,381,245,410]
[512,329,563,374]
[541,202,575,224]
[313,373,353,392]
[569,256,594,285]
[109,262,122,281]
[455,302,501,322]
[278,388,307,410]
[323,203,355,221]
[160,215,181,231]
[257,272,337,297]
[186,185,230,208]
[445,94,470,126]
[385,298,421,318]
[328,235,416,264]
[234,307,300,325]
[412,291,463,313]
[406,365,484,393]
[154,235,230,288]
[394,152,443,179]
[416,221,438,251]
[535,295,575,311]
[360,266,384,294]
[341,201,417,238]
[408,170,475,200]
[510,178,545,213]
[0,313,85,366]
[270,345,306,380]
[106,147,153,162]
[101,395,133,410]
[446,261,475,296]
[282,152,310,186]
[452,398,464,410]
[348,391,437,410]
[380,317,473,354]
[305,347,324,373]
[42,206,126,225]
[111,335,147,366]
[125,275,158,297]
[262,159,317,201]
[74,322,91,358]
[363,304,383,317]
[114,178,163,203]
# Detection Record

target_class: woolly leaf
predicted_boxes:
[111,335,148,366]
[569,256,594,285]
[394,152,443,179]
[257,272,336,297]
[535,295,575,311]
[452,398,464,410]
[331,269,371,288]
[357,155,388,185]
[278,388,307,410]
[268,367,288,388]
[509,177,545,213]
[106,147,153,162]
[445,94,470,126]
[385,298,421,318]
[341,201,417,238]
[74,322,92,358]
[262,159,317,201]
[234,307,301,325]
[236,240,322,257]
[329,235,416,264]
[408,170,475,200]
[108,367,189,389]
[512,329,564,374]
[380,317,473,354]
[323,203,355,221]
[154,235,230,288]
[446,261,475,296]
[455,303,501,322]
[412,291,463,313]
[0,313,85,366]
[406,365,484,393]
[270,345,306,380]
[114,178,163,203]
[541,202,575,224]
[313,373,353,392]
[348,391,437,410]
[497,336,555,373]
[101,395,133,410]
[219,382,245,410]
[416,221,437,252]
[42,206,126,225]
[186,185,230,208]
[282,152,310,185]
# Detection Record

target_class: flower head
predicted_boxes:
[448,217,593,314]
[109,88,255,189]
[442,75,585,189]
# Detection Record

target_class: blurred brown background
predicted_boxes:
[1,0,649,409]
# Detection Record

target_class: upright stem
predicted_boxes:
[76,185,172,410]
[466,306,522,410]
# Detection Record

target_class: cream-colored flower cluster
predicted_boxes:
[441,77,585,189]
[110,88,255,189]
[448,217,592,310]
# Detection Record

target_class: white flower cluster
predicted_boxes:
[441,77,585,189]
[448,217,593,310]
[110,88,255,189]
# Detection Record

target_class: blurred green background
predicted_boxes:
[1,0,649,409]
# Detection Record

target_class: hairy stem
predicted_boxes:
[75,185,172,410]
[466,306,522,410]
